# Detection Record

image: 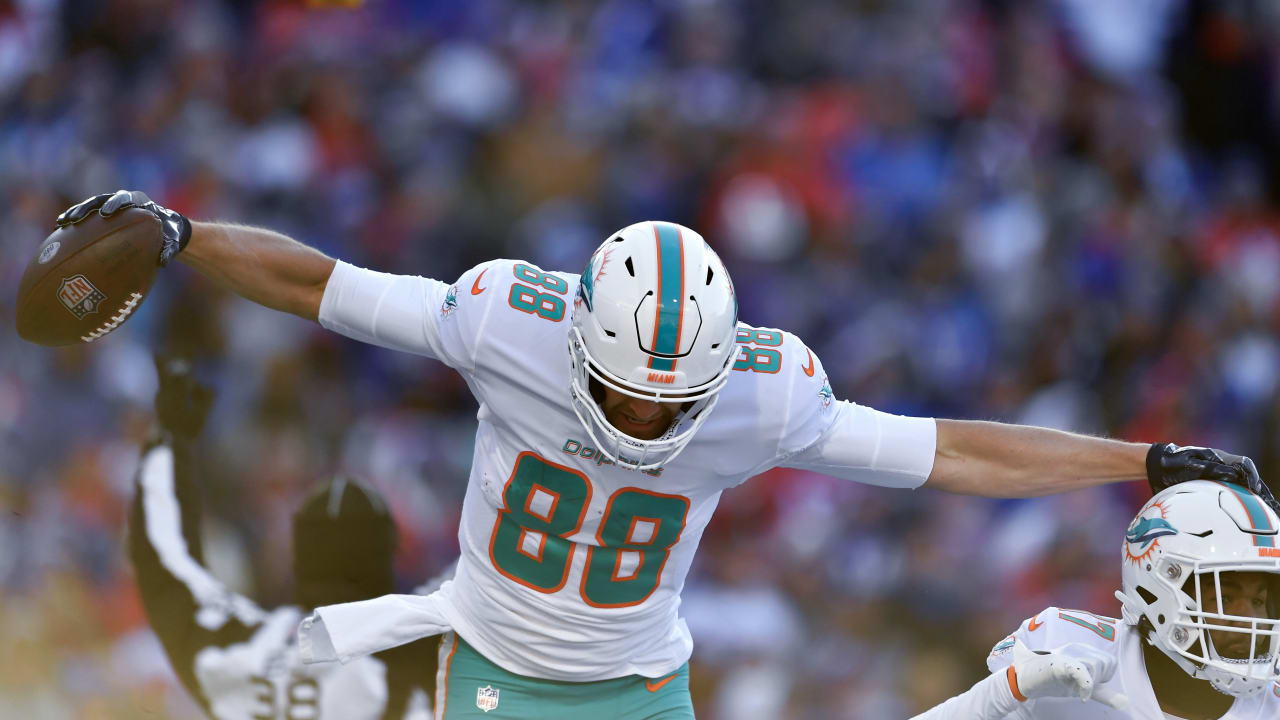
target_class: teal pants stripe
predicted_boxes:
[435,632,694,719]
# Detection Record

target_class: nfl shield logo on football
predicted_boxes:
[476,685,499,712]
[57,274,107,319]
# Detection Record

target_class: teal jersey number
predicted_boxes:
[737,328,782,346]
[734,327,783,373]
[509,263,569,322]
[582,489,690,608]
[488,453,690,608]
[514,263,569,294]
[489,452,592,593]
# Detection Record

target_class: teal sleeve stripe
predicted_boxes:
[650,223,685,361]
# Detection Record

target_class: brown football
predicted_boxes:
[15,208,163,346]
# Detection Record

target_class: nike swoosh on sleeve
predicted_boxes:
[801,349,815,377]
[645,674,679,692]
[471,269,489,295]
[1028,617,1044,632]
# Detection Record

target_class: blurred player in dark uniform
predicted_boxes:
[128,356,438,719]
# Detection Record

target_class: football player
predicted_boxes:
[62,190,1275,719]
[912,479,1280,719]
[129,355,438,719]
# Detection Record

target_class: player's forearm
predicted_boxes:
[908,669,1022,720]
[180,221,336,321]
[927,419,1147,497]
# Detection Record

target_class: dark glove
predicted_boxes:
[1226,455,1280,517]
[57,189,191,266]
[1147,443,1280,515]
[154,354,214,441]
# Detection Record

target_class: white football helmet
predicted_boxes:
[1117,480,1280,697]
[568,221,738,470]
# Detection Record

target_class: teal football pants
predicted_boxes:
[434,632,695,719]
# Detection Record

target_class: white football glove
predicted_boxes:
[1011,639,1130,711]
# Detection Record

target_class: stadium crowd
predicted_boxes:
[1,0,1278,717]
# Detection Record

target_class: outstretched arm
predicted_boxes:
[60,191,482,370]
[179,221,336,322]
[54,191,337,322]
[926,420,1148,497]
[927,420,1266,500]
[773,340,1257,499]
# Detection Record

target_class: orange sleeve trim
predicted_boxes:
[1006,665,1027,702]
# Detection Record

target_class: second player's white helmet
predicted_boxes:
[1117,480,1280,697]
[568,221,738,470]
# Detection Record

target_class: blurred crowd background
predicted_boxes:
[2,0,1279,717]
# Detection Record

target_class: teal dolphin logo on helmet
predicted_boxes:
[1126,516,1178,549]
[576,248,611,312]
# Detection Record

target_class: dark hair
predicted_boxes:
[292,476,397,609]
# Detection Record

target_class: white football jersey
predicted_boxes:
[318,258,936,681]
[986,607,1280,719]
[130,444,433,720]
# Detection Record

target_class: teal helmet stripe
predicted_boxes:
[1216,481,1277,547]
[649,357,675,371]
[647,223,685,371]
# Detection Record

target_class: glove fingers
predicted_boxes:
[1204,465,1242,483]
[57,193,113,226]
[1187,447,1222,462]
[1231,456,1280,514]
[101,189,151,216]
[1181,455,1243,485]
[1249,479,1280,516]
[1218,450,1246,466]
[99,189,134,216]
